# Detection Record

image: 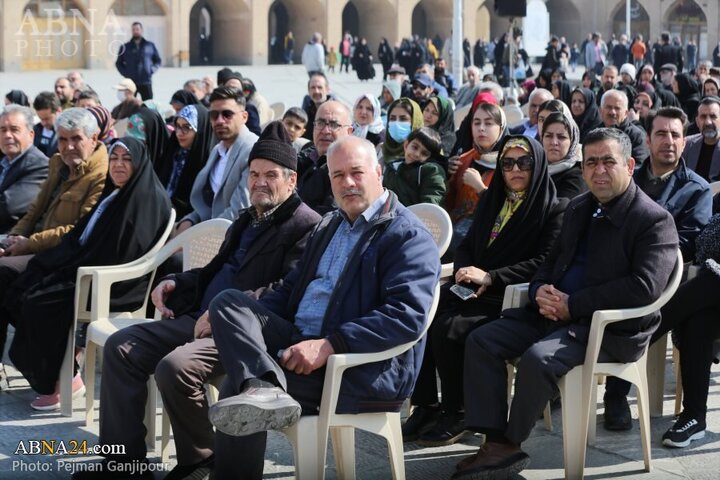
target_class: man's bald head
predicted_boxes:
[313,100,353,156]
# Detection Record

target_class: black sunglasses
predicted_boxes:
[209,109,239,121]
[500,155,534,172]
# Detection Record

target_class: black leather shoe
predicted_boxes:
[603,394,632,431]
[417,411,468,446]
[163,454,214,480]
[402,405,440,442]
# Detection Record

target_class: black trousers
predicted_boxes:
[209,289,324,480]
[136,83,153,100]
[411,287,501,412]
[607,268,720,422]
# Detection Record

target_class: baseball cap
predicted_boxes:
[412,73,433,88]
[113,78,137,94]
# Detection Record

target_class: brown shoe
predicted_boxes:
[451,441,530,479]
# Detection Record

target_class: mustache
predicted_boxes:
[252,187,272,194]
[341,189,362,197]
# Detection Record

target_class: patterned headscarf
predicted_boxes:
[176,105,198,131]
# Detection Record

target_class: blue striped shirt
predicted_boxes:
[294,190,389,336]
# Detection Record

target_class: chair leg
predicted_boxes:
[588,374,598,446]
[506,363,515,410]
[634,366,653,472]
[646,335,667,417]
[286,420,324,480]
[560,367,587,480]
[330,426,355,480]
[84,342,97,427]
[144,377,156,452]
[543,402,553,432]
[384,417,406,480]
[60,331,76,417]
[161,409,171,464]
[673,346,683,417]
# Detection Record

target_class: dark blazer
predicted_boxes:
[616,119,650,165]
[634,158,712,259]
[297,146,335,215]
[683,133,720,182]
[0,146,48,233]
[517,182,679,363]
[551,164,588,200]
[32,123,58,157]
[165,194,321,316]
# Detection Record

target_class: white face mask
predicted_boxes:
[116,90,127,102]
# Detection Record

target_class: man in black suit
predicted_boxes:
[31,92,61,158]
[0,105,48,233]
[452,128,679,479]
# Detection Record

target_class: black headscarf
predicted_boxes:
[28,136,171,281]
[425,96,456,155]
[553,80,573,107]
[571,87,602,143]
[154,104,214,217]
[5,90,30,107]
[7,137,172,394]
[454,135,559,295]
[674,73,701,123]
[129,105,171,164]
[170,90,199,108]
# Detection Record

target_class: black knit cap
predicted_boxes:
[249,121,297,171]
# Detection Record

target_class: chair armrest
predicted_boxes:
[501,283,530,310]
[440,263,454,284]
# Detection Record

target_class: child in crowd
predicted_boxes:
[383,127,447,207]
[281,107,311,152]
[327,46,339,73]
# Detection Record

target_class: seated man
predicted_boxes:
[175,87,259,235]
[600,89,650,165]
[453,128,679,479]
[296,100,353,214]
[0,108,107,404]
[508,88,553,139]
[206,136,441,479]
[0,105,49,234]
[683,96,720,182]
[603,107,712,429]
[72,122,321,480]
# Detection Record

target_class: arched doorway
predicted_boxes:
[476,4,491,43]
[20,0,87,70]
[190,1,212,65]
[523,0,549,58]
[412,3,428,39]
[612,1,649,45]
[544,0,581,51]
[342,2,359,39]
[664,0,707,59]
[268,1,289,64]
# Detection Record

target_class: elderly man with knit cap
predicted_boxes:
[73,121,321,480]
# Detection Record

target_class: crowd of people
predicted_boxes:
[1,22,720,480]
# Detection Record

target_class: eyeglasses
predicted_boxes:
[314,119,348,131]
[500,156,534,171]
[175,122,195,134]
[209,109,239,121]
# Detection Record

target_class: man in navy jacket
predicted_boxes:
[115,22,161,100]
[207,136,441,479]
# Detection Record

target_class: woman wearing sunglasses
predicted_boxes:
[403,135,567,447]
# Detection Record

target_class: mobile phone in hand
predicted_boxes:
[450,284,475,301]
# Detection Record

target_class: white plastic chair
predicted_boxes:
[502,104,525,128]
[407,203,452,258]
[709,180,720,196]
[504,249,683,479]
[453,104,470,130]
[78,218,231,449]
[283,282,441,480]
[59,209,176,417]
[270,102,286,121]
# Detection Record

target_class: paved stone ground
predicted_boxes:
[1,339,719,479]
[2,64,719,479]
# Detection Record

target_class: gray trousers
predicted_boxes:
[100,314,223,464]
[464,314,615,445]
[209,289,324,480]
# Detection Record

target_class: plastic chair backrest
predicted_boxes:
[270,102,286,121]
[710,181,720,196]
[407,203,453,257]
